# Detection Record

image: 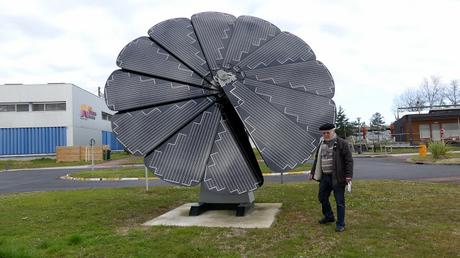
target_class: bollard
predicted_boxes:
[419,144,427,158]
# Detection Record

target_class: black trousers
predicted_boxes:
[318,174,345,227]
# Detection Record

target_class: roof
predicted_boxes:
[395,108,460,123]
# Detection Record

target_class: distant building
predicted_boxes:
[0,83,123,156]
[391,108,460,144]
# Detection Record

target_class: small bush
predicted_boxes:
[428,141,450,160]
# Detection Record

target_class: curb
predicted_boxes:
[1,164,145,173]
[60,174,158,181]
[405,158,460,165]
[60,171,311,181]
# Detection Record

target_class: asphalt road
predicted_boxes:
[1,157,459,194]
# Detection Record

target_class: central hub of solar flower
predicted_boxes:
[214,69,237,87]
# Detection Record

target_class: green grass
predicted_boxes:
[0,152,143,171]
[109,151,144,164]
[0,158,99,170]
[258,161,311,173]
[0,181,459,257]
[70,161,312,179]
[411,152,460,164]
[71,168,152,179]
[362,145,460,155]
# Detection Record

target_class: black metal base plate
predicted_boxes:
[189,202,254,217]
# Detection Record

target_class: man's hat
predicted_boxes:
[319,123,335,131]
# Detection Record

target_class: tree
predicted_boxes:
[392,75,453,117]
[444,80,459,105]
[370,112,385,130]
[335,106,353,138]
[420,75,444,107]
[392,88,425,116]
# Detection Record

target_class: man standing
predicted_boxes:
[309,123,353,232]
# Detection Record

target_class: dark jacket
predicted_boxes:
[311,136,353,187]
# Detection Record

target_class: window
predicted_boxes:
[419,124,430,139]
[16,104,29,112]
[102,111,112,121]
[0,104,15,112]
[45,102,66,111]
[443,123,460,138]
[32,104,45,111]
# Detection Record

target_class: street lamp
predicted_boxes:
[357,117,361,141]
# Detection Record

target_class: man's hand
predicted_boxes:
[346,177,352,184]
[308,173,314,180]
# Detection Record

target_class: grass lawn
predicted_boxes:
[70,167,153,179]
[0,158,99,170]
[70,161,312,179]
[109,152,144,164]
[411,152,460,164]
[361,145,460,155]
[0,181,459,257]
[0,152,143,171]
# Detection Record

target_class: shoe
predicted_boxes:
[318,217,335,224]
[335,226,345,232]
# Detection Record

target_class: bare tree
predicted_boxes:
[444,79,459,105]
[420,75,444,107]
[392,88,425,119]
[394,88,425,110]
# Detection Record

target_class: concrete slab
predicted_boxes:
[143,203,282,228]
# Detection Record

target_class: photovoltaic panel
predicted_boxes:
[144,105,221,186]
[191,12,236,74]
[105,70,218,112]
[148,18,212,82]
[105,12,335,194]
[222,15,280,69]
[116,37,208,87]
[112,98,214,156]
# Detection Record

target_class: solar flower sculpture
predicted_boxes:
[105,12,335,216]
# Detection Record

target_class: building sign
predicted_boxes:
[80,104,97,120]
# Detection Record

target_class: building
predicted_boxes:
[391,108,460,144]
[0,83,123,156]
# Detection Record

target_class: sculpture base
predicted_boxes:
[189,202,254,217]
[143,203,282,228]
[189,184,255,217]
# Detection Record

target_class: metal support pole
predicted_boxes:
[90,138,95,171]
[144,166,149,192]
[91,146,94,171]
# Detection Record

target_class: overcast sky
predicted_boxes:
[1,0,459,124]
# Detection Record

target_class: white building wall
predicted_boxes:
[70,85,113,146]
[0,83,74,145]
[0,83,115,148]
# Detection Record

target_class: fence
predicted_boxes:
[56,145,109,162]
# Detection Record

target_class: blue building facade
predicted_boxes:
[0,127,67,155]
[102,130,124,151]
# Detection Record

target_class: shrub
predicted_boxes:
[428,141,450,160]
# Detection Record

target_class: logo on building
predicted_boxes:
[80,105,97,120]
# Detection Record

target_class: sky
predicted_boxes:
[1,0,459,124]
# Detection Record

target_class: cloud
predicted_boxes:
[0,0,459,123]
